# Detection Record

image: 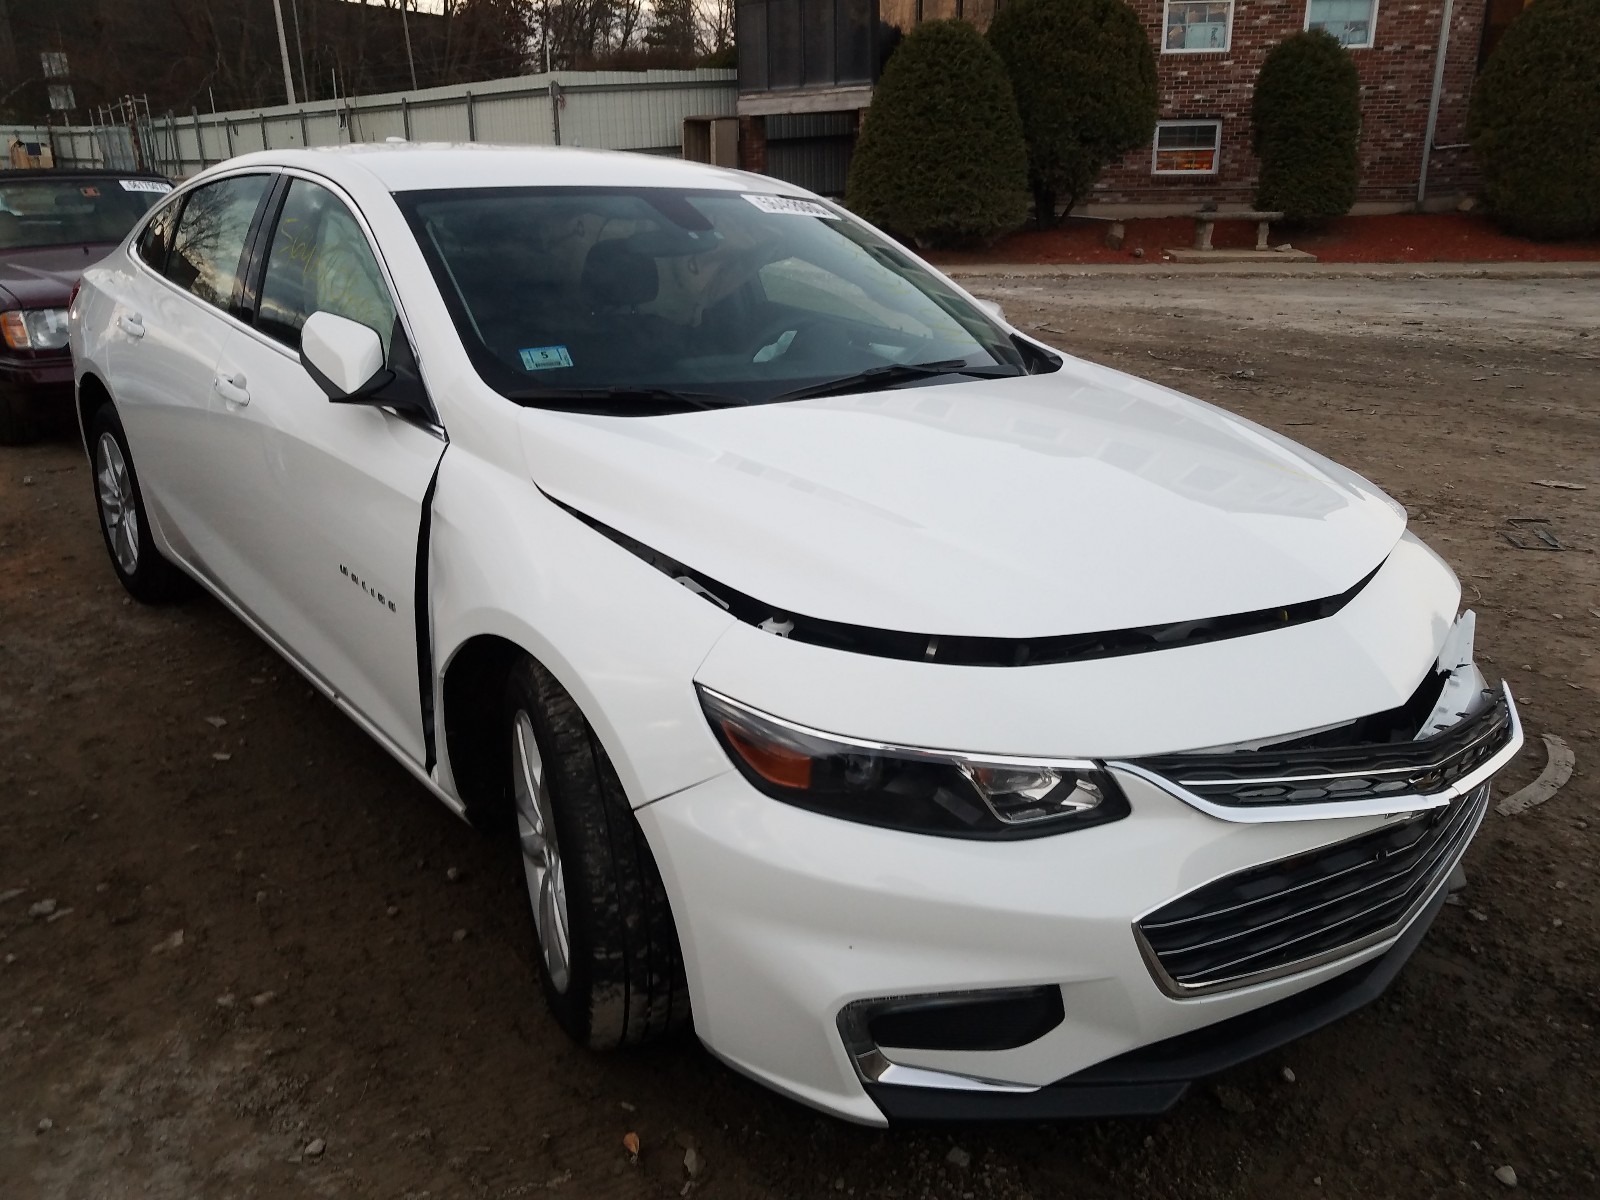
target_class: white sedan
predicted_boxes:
[70,145,1522,1125]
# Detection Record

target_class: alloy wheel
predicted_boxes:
[512,710,571,992]
[95,432,140,576]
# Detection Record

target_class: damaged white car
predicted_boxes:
[70,145,1522,1125]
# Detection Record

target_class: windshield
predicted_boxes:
[0,177,170,251]
[396,186,1027,412]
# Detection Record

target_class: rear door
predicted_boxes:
[106,172,273,565]
[205,175,445,764]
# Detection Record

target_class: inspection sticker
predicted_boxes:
[120,179,173,193]
[742,194,839,219]
[519,345,574,371]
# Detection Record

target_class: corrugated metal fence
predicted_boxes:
[766,112,855,197]
[7,69,737,178]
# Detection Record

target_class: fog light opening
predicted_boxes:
[838,985,1065,1093]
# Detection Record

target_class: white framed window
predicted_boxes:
[1306,0,1377,48]
[1163,1,1233,53]
[1152,120,1223,175]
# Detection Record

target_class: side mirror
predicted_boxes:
[974,298,1006,323]
[300,311,393,402]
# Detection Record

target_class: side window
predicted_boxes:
[135,194,181,272]
[166,175,270,310]
[257,179,396,357]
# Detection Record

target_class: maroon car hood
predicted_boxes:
[0,244,114,309]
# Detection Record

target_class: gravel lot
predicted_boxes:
[2,273,1597,1199]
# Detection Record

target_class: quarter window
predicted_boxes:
[256,179,396,355]
[1153,121,1223,175]
[1164,1,1232,52]
[166,175,271,311]
[135,195,181,272]
[1306,0,1377,47]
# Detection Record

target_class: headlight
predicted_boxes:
[698,687,1129,839]
[0,308,70,351]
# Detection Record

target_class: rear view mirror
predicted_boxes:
[301,311,393,401]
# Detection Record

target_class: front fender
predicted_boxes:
[428,447,737,808]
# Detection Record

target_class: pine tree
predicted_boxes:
[988,0,1157,226]
[844,20,1029,247]
[1252,31,1362,221]
[1468,0,1600,240]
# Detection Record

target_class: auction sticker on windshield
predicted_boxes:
[742,194,838,219]
[119,179,173,193]
[519,345,574,371]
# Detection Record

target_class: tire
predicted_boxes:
[86,402,191,603]
[0,386,38,446]
[503,655,689,1048]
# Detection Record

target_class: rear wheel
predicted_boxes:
[87,402,190,603]
[503,656,689,1048]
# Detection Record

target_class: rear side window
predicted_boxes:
[166,175,270,311]
[256,178,396,355]
[135,195,181,272]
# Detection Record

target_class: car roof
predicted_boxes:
[205,142,802,196]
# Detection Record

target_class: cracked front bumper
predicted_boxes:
[637,764,1496,1125]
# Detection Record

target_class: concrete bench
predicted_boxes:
[1072,213,1128,248]
[1186,209,1285,252]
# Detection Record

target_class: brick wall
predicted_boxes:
[1091,0,1486,208]
[747,0,1490,206]
[739,115,769,173]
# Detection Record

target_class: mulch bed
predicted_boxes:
[926,212,1600,266]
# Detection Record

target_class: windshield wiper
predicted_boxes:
[506,386,741,413]
[768,360,1020,403]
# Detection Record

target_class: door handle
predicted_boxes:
[214,371,251,407]
[118,312,145,339]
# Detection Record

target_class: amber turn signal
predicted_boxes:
[719,721,814,789]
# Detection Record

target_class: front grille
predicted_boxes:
[1136,786,1487,995]
[1131,686,1512,808]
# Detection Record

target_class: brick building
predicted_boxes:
[735,0,1523,212]
[1094,0,1484,210]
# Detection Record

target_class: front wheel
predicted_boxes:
[86,403,190,603]
[503,656,689,1048]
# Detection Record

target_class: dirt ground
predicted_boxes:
[2,273,1597,1200]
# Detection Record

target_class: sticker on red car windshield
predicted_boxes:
[742,194,839,219]
[119,179,173,193]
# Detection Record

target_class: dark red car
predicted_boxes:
[0,168,172,443]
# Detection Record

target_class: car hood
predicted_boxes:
[517,360,1407,638]
[0,244,112,309]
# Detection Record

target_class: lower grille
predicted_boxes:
[1136,785,1487,995]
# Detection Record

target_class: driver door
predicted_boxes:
[205,176,445,764]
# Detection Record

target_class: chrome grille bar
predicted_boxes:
[1135,786,1489,997]
[1142,789,1470,938]
[1112,683,1521,824]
